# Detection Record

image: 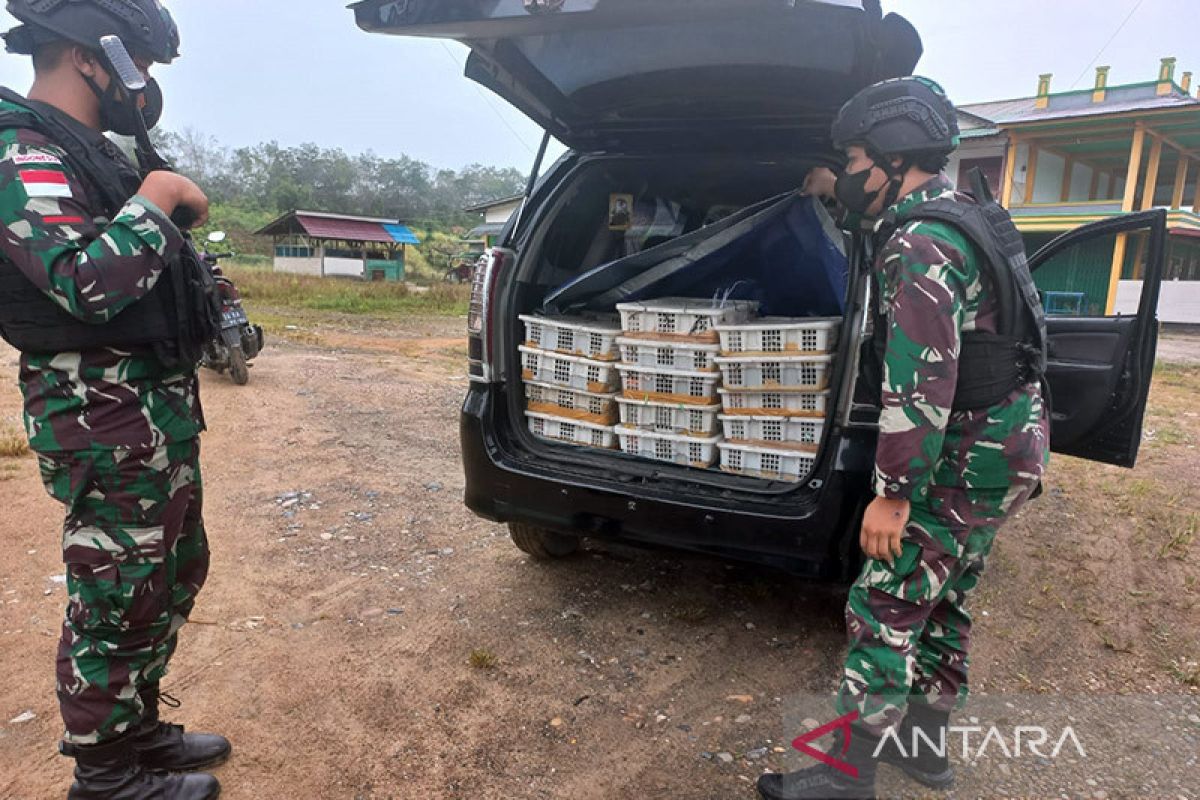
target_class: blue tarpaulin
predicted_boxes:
[542,193,847,318]
[384,223,422,245]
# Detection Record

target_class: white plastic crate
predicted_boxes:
[617,364,721,405]
[715,354,833,391]
[616,337,721,372]
[520,346,620,393]
[525,381,618,426]
[719,442,816,483]
[526,412,616,449]
[616,297,758,343]
[615,425,721,468]
[616,397,721,436]
[718,388,830,418]
[716,317,841,356]
[520,314,621,361]
[719,415,825,449]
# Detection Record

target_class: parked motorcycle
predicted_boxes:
[200,231,264,386]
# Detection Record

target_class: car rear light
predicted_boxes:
[467,247,513,383]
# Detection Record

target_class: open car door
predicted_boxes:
[1029,209,1166,467]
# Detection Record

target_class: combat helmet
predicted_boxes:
[4,0,179,63]
[831,76,960,159]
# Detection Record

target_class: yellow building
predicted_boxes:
[951,58,1200,322]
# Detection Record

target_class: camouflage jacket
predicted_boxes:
[869,175,1049,501]
[0,97,203,453]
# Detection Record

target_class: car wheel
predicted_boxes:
[508,523,580,559]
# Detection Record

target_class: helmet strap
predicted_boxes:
[81,71,118,105]
[872,150,912,213]
[80,65,153,138]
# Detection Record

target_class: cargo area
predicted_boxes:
[506,155,853,485]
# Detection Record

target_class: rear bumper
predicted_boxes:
[460,385,869,580]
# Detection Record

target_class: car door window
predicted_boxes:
[1029,210,1166,467]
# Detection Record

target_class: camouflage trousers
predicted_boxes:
[37,439,209,745]
[835,481,1037,737]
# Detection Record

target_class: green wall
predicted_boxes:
[1024,232,1116,316]
[365,258,405,282]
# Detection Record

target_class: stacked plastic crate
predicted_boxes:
[519,314,623,449]
[612,298,758,468]
[714,317,841,482]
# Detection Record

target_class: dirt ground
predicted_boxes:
[1,320,1197,800]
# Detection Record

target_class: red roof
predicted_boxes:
[294,214,394,243]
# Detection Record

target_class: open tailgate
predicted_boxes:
[351,0,923,151]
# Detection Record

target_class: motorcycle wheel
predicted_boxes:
[229,348,250,386]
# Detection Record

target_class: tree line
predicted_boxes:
[153,128,528,232]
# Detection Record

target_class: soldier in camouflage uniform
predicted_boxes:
[1,2,227,798]
[758,78,1049,800]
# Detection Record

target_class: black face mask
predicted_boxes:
[82,72,164,137]
[834,165,884,216]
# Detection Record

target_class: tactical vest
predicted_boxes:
[873,168,1048,412]
[0,88,219,367]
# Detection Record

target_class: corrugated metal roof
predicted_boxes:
[467,222,507,239]
[463,194,524,213]
[255,210,420,244]
[296,214,395,243]
[960,127,1001,140]
[959,84,1200,126]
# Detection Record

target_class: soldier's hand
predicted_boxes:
[139,171,210,229]
[860,495,909,565]
[801,167,838,201]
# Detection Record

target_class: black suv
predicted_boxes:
[353,0,1164,581]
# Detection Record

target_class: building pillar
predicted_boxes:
[1192,158,1200,213]
[1171,157,1190,210]
[1024,145,1040,205]
[1106,124,1147,315]
[1060,155,1076,202]
[1132,233,1148,281]
[1001,137,1019,208]
[1140,134,1164,211]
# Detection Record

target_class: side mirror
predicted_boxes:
[207,231,228,244]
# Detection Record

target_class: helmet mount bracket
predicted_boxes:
[99,34,146,93]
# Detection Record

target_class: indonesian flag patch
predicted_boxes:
[18,169,72,198]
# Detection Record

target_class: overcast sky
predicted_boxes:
[0,1,1194,171]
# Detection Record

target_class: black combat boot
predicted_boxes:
[876,702,955,789]
[756,725,879,800]
[62,732,220,800]
[133,685,232,773]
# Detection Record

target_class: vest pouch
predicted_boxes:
[952,331,1026,412]
[0,259,175,354]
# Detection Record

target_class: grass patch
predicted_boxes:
[0,421,29,458]
[1159,514,1197,560]
[225,265,471,317]
[1153,361,1200,391]
[468,648,498,670]
[1168,657,1200,687]
[1147,422,1190,447]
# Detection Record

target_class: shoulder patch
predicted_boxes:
[18,168,71,198]
[13,152,63,167]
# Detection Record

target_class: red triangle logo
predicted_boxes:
[791,710,860,779]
